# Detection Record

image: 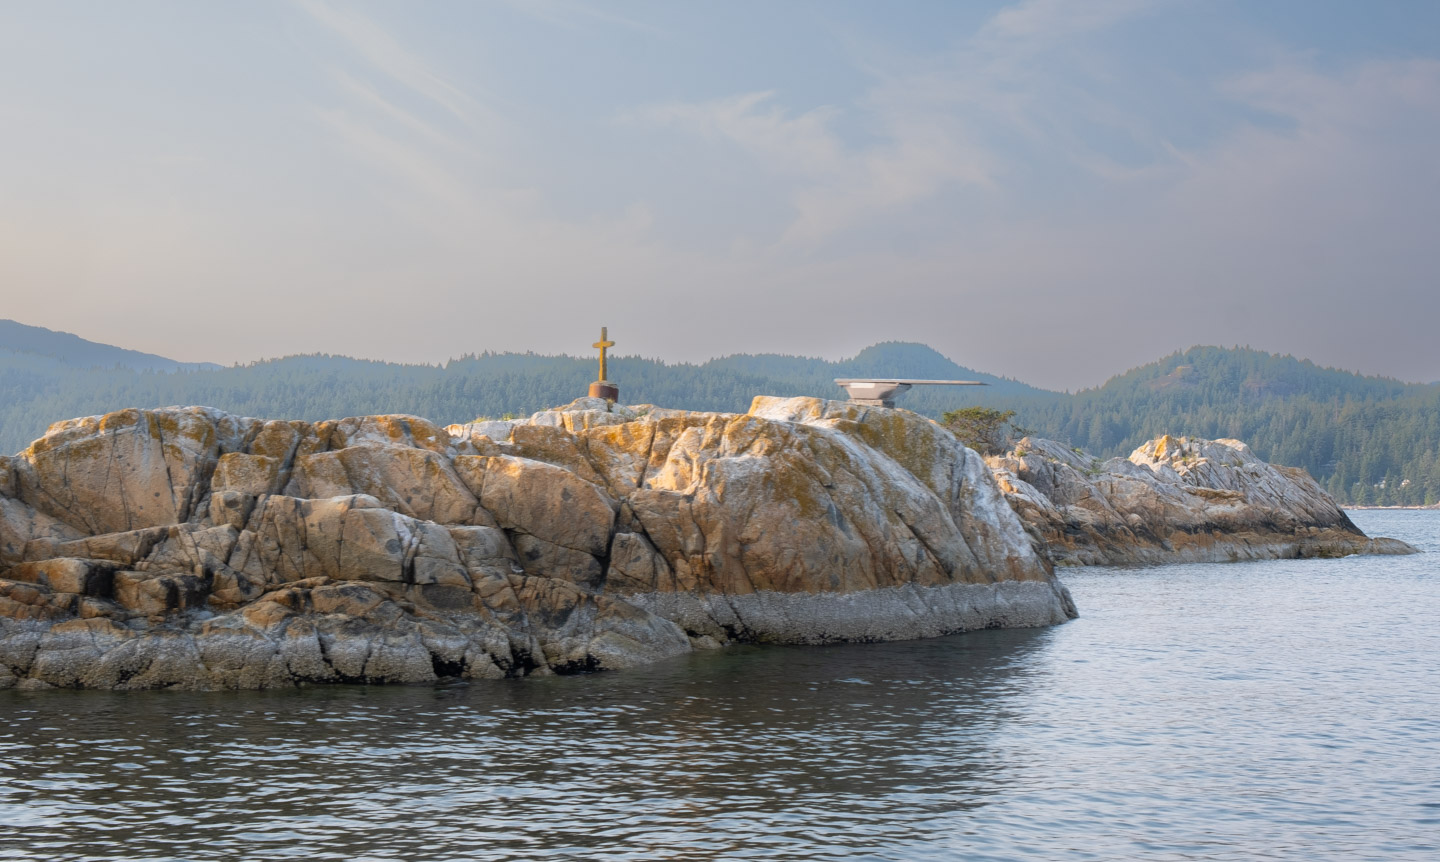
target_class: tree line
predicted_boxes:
[2,341,1436,506]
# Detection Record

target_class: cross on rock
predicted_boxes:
[588,327,620,402]
[592,326,615,383]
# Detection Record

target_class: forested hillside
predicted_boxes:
[2,320,1437,505]
[0,319,220,372]
[0,333,1045,456]
[1023,347,1440,506]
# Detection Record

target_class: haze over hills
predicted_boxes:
[0,318,1045,444]
[0,319,221,373]
[1,319,1437,505]
[1026,347,1440,505]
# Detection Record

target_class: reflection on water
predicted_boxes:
[1,626,1048,861]
[2,510,1438,861]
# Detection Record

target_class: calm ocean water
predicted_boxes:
[2,510,1437,861]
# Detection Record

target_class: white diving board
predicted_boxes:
[834,378,988,408]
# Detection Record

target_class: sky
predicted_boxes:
[1,0,1438,391]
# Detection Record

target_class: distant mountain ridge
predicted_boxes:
[0,333,1049,458]
[1023,346,1440,505]
[0,321,1437,505]
[0,319,221,372]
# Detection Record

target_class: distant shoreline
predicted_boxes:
[1345,505,1440,511]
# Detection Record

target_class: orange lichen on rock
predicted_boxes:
[0,398,1079,690]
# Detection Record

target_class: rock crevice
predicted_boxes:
[1,397,1073,690]
[9,398,1395,690]
[988,435,1417,566]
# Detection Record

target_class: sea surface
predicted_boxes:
[2,510,1437,861]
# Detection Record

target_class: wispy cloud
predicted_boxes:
[297,0,493,129]
[630,0,1163,246]
[633,90,995,246]
[7,0,1436,387]
[325,68,481,160]
[635,92,846,177]
[980,0,1159,44]
[493,0,668,37]
[293,0,516,229]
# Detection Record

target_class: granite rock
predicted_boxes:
[0,398,1075,689]
[988,435,1418,566]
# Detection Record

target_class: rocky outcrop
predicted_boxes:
[988,435,1417,566]
[0,398,1075,690]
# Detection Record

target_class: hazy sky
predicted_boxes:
[2,0,1438,390]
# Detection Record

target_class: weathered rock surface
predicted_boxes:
[0,398,1075,690]
[988,435,1418,566]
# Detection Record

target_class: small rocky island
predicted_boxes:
[989,435,1416,566]
[0,397,1073,689]
[0,396,1412,690]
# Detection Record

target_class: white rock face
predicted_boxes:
[988,435,1417,566]
[0,397,1075,690]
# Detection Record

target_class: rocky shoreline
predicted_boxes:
[988,435,1417,566]
[0,397,1412,690]
[0,397,1073,690]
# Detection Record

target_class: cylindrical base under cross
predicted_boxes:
[589,381,619,401]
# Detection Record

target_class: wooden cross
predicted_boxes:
[592,326,615,382]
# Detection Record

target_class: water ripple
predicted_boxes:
[1,510,1437,860]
